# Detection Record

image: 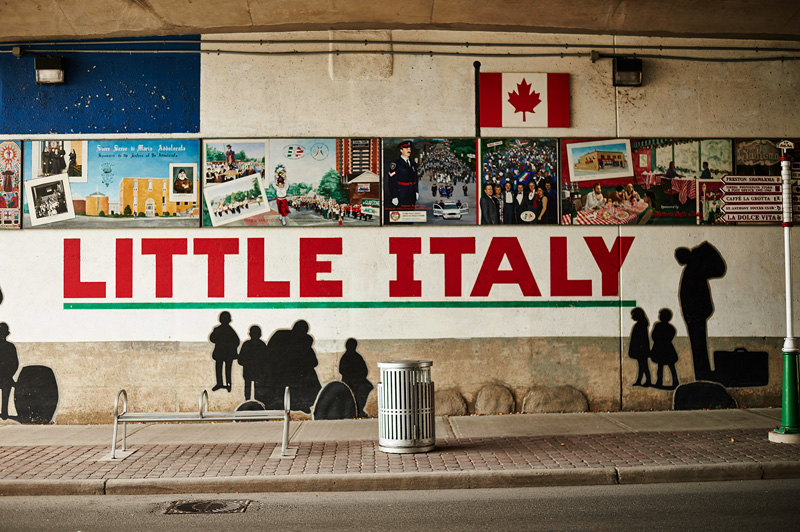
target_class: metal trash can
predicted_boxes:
[377,360,435,453]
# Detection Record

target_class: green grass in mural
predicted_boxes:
[64,300,637,310]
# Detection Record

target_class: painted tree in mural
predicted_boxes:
[317,169,348,204]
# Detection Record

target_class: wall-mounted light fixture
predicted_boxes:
[612,57,642,87]
[35,56,65,85]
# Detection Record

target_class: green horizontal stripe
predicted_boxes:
[64,300,637,310]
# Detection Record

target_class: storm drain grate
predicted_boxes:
[165,500,251,514]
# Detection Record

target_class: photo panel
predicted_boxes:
[168,163,197,203]
[30,140,88,183]
[203,139,267,226]
[204,173,269,227]
[25,174,74,226]
[562,139,644,225]
[383,138,477,225]
[563,138,733,225]
[0,141,22,229]
[480,138,559,225]
[203,139,380,227]
[22,139,200,228]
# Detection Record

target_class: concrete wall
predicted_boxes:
[200,31,800,138]
[1,30,799,423]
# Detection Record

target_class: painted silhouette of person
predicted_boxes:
[0,322,18,420]
[651,309,680,389]
[238,325,268,402]
[339,338,374,418]
[675,242,726,381]
[209,311,239,392]
[628,307,652,387]
[265,320,321,413]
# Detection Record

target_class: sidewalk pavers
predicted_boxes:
[0,410,798,495]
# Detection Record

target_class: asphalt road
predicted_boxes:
[0,480,797,532]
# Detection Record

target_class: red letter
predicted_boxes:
[116,239,133,298]
[550,237,592,297]
[247,238,290,297]
[470,237,540,297]
[194,238,239,298]
[63,239,106,298]
[141,238,187,298]
[389,237,422,297]
[430,237,475,297]
[300,238,342,297]
[584,236,635,297]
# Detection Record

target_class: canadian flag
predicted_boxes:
[479,72,569,128]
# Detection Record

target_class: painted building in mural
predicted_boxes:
[0,27,798,425]
[85,192,109,216]
[118,177,194,217]
[574,150,627,171]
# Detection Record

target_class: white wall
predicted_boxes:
[200,31,800,138]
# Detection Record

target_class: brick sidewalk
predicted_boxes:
[2,429,800,483]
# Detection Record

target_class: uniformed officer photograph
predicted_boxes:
[383,138,477,225]
[387,140,418,210]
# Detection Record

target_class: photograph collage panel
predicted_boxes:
[479,138,559,225]
[203,139,381,227]
[0,141,22,228]
[561,138,733,225]
[23,139,200,228]
[383,138,477,225]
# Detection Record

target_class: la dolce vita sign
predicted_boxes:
[61,233,635,306]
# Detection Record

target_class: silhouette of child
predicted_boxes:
[651,308,680,389]
[628,308,651,387]
[0,322,19,420]
[238,325,268,402]
[209,311,239,392]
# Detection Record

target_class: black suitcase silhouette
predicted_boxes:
[712,348,769,388]
[14,365,58,424]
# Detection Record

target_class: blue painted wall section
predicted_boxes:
[0,36,200,134]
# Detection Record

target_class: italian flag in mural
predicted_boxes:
[479,72,570,128]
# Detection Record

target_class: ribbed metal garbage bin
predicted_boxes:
[377,360,435,453]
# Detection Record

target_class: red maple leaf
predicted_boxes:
[507,78,541,122]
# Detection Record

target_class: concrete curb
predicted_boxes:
[0,479,105,496]
[104,468,618,495]
[761,461,800,479]
[616,463,763,484]
[2,462,800,496]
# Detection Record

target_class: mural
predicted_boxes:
[628,241,769,409]
[0,284,59,424]
[203,139,380,227]
[209,311,239,392]
[479,139,559,225]
[0,141,22,228]
[383,138,477,224]
[208,313,374,418]
[23,139,201,228]
[563,139,733,225]
[338,338,373,419]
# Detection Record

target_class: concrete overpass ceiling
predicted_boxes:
[1,0,800,43]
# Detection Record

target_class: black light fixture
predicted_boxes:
[35,56,65,85]
[613,57,642,87]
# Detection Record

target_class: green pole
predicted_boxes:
[777,347,800,433]
[770,145,800,443]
